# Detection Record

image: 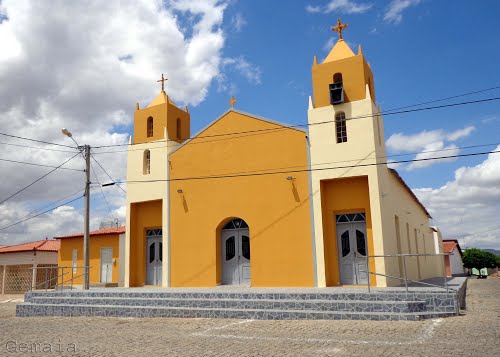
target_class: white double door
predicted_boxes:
[337,221,368,285]
[221,228,250,285]
[146,233,163,285]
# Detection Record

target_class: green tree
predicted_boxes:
[463,248,497,275]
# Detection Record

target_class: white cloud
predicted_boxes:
[305,5,322,13]
[217,56,262,93]
[446,126,475,141]
[323,37,336,52]
[384,0,421,24]
[0,0,239,245]
[406,142,459,170]
[413,146,500,249]
[386,129,444,153]
[306,0,372,14]
[386,126,476,171]
[231,13,247,32]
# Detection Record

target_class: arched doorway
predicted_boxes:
[221,218,250,286]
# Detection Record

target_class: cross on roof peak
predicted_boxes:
[157,73,168,91]
[229,95,237,109]
[331,18,349,41]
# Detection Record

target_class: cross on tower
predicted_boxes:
[331,18,349,40]
[229,95,237,109]
[157,73,168,91]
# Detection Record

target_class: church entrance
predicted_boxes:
[221,219,250,286]
[146,229,162,285]
[336,213,368,285]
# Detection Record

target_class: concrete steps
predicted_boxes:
[16,302,454,321]
[26,296,427,313]
[16,289,460,321]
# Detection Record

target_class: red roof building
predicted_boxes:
[442,239,465,277]
[0,239,60,294]
[54,226,125,240]
[0,239,60,254]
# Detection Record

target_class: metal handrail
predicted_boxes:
[31,271,69,291]
[30,266,91,292]
[362,253,453,294]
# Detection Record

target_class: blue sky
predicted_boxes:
[184,0,500,189]
[0,0,498,248]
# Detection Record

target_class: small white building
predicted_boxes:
[442,240,466,277]
[0,239,60,294]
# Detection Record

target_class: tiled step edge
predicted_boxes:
[28,297,427,313]
[16,303,455,321]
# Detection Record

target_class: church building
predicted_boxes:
[124,20,441,288]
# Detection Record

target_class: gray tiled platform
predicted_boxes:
[16,278,466,321]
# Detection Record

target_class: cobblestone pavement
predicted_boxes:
[0,280,498,356]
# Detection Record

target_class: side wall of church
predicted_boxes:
[377,170,439,284]
[168,111,315,287]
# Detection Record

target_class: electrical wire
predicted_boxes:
[0,153,82,205]
[90,161,116,220]
[90,154,126,194]
[0,141,80,153]
[115,149,500,185]
[0,157,84,171]
[382,85,500,113]
[0,132,75,149]
[91,96,500,149]
[0,188,85,230]
[0,195,83,231]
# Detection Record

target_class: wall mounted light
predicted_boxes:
[286,176,295,181]
[177,189,183,193]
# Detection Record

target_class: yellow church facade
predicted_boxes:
[124,24,442,288]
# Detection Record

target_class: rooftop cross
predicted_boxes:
[331,18,349,41]
[157,73,168,91]
[229,95,237,109]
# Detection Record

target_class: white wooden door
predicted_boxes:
[222,230,239,285]
[221,219,251,286]
[337,213,368,285]
[146,230,162,285]
[100,248,113,283]
[239,229,251,285]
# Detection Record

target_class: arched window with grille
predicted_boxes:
[147,117,153,138]
[176,118,181,139]
[143,149,151,175]
[335,111,347,143]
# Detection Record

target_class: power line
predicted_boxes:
[0,141,80,153]
[115,149,500,185]
[0,195,83,231]
[382,85,500,113]
[0,188,85,230]
[0,153,82,206]
[92,96,500,150]
[0,157,83,171]
[91,154,127,194]
[90,161,116,220]
[0,132,75,149]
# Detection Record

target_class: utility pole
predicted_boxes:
[83,144,91,290]
[62,128,91,290]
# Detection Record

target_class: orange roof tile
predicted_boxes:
[443,240,461,255]
[55,226,125,239]
[0,239,60,253]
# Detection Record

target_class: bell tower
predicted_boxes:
[124,75,190,288]
[133,74,190,144]
[307,20,388,287]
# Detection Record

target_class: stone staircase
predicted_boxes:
[16,288,461,321]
